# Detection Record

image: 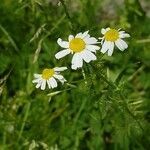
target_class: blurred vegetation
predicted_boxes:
[0,0,150,149]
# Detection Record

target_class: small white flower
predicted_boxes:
[99,28,130,56]
[55,31,100,70]
[32,67,67,90]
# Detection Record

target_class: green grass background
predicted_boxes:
[0,0,150,149]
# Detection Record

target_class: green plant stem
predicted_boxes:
[33,14,65,63]
[3,131,6,149]
[0,24,19,52]
[73,68,88,125]
[74,97,88,125]
[17,102,31,142]
[82,68,87,85]
[128,65,144,81]
[59,0,72,23]
[91,63,143,131]
[90,63,116,88]
[119,93,144,131]
[99,73,116,88]
[136,39,150,43]
[59,0,75,32]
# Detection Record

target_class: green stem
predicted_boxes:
[92,63,143,130]
[127,65,144,81]
[0,24,19,52]
[82,68,87,85]
[119,93,144,131]
[59,0,72,22]
[73,68,88,125]
[3,131,6,149]
[17,102,31,142]
[33,14,65,63]
[136,39,150,43]
[59,0,75,32]
[90,64,116,88]
[74,97,88,124]
[99,73,116,88]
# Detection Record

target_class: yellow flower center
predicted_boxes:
[104,29,119,42]
[42,69,54,80]
[69,38,86,52]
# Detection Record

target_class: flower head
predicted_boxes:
[99,28,130,56]
[55,31,100,70]
[32,67,67,90]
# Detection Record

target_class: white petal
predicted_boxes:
[99,37,104,40]
[86,45,100,52]
[84,34,90,39]
[119,31,125,34]
[54,74,66,84]
[115,39,128,51]
[47,80,51,89]
[55,49,70,59]
[119,32,130,38]
[57,38,69,48]
[101,41,110,54]
[34,74,41,78]
[115,39,123,50]
[75,31,89,39]
[99,37,105,45]
[54,67,67,72]
[41,79,46,90]
[82,31,89,38]
[35,78,43,88]
[35,79,43,88]
[101,28,106,34]
[81,50,97,63]
[108,42,114,56]
[68,35,74,41]
[36,82,42,89]
[84,37,98,44]
[49,77,57,88]
[71,53,83,70]
[101,27,110,34]
[75,32,82,38]
[32,77,42,83]
[106,27,110,31]
[120,39,128,49]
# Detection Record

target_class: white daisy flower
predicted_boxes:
[55,31,100,70]
[99,28,130,56]
[32,67,67,90]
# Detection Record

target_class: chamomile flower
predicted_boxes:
[32,67,67,90]
[55,31,100,70]
[99,28,130,56]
